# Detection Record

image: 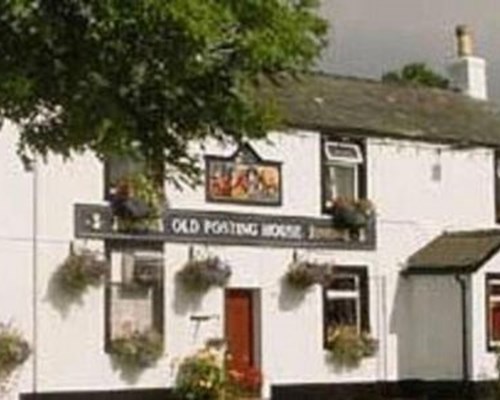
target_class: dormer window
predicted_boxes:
[322,138,366,212]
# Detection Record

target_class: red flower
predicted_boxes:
[230,365,262,393]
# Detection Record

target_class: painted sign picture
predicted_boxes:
[206,144,282,206]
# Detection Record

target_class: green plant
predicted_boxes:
[326,325,378,368]
[0,1,326,186]
[382,63,449,89]
[0,324,30,380]
[109,329,163,369]
[57,248,107,296]
[285,261,334,289]
[175,347,225,400]
[111,173,163,232]
[178,257,231,292]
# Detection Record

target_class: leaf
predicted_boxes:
[0,0,327,185]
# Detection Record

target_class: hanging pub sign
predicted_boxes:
[74,205,375,250]
[205,144,282,206]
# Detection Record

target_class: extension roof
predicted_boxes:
[265,73,500,147]
[405,230,500,274]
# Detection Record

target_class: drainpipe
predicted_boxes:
[454,274,470,397]
[31,158,39,398]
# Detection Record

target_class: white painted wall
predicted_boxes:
[0,121,34,400]
[0,122,499,398]
[393,275,464,380]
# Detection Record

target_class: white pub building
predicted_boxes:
[3,26,500,400]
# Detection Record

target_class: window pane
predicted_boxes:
[329,276,357,291]
[325,143,361,161]
[325,165,356,200]
[491,302,500,342]
[325,298,358,329]
[108,156,144,187]
[105,156,145,199]
[490,283,500,296]
[110,285,154,339]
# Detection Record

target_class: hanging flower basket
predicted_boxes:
[178,257,231,292]
[110,173,163,233]
[330,198,375,238]
[109,329,163,369]
[0,324,30,380]
[285,261,335,290]
[326,325,378,368]
[57,248,108,296]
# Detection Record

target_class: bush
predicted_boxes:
[326,325,378,368]
[109,330,163,369]
[0,324,30,380]
[175,347,225,400]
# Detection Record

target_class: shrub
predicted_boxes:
[0,324,30,380]
[109,330,163,369]
[326,325,378,368]
[174,347,225,400]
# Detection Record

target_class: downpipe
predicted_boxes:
[455,274,470,398]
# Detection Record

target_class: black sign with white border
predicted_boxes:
[75,205,375,250]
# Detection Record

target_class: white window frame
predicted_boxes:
[323,141,363,203]
[324,142,363,164]
[324,273,362,333]
[107,249,164,343]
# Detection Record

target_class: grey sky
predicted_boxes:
[319,0,500,100]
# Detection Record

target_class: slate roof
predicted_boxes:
[405,230,500,274]
[264,73,500,147]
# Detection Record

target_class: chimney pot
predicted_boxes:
[456,24,473,57]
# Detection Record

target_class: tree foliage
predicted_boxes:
[382,63,449,90]
[0,0,327,185]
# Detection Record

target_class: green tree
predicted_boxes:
[382,63,449,89]
[0,0,327,185]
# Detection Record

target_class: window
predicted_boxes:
[486,274,500,349]
[105,247,164,347]
[104,155,164,200]
[104,155,144,200]
[323,267,369,347]
[322,138,366,212]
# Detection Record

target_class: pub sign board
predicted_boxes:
[205,144,282,206]
[74,205,375,250]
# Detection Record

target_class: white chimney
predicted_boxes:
[447,25,488,100]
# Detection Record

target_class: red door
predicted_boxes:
[225,289,254,371]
